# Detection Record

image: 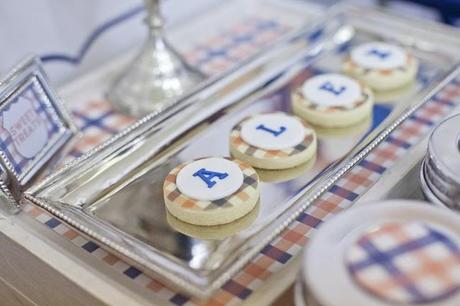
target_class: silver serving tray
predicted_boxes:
[24,4,460,298]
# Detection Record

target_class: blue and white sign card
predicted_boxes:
[0,56,75,186]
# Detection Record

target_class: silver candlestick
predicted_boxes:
[107,0,204,117]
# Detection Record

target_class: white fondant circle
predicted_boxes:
[176,157,244,201]
[302,74,361,108]
[351,42,406,70]
[240,113,306,150]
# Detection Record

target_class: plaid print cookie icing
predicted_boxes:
[163,157,259,226]
[346,222,460,305]
[292,73,373,128]
[344,42,418,91]
[230,112,316,170]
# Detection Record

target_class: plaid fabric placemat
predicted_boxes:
[23,15,460,306]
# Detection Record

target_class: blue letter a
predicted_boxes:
[319,81,346,96]
[193,168,228,188]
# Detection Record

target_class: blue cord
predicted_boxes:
[40,5,144,65]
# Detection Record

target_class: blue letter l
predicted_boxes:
[256,124,286,137]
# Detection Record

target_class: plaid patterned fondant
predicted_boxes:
[230,115,316,160]
[0,80,62,178]
[346,222,460,304]
[164,158,258,212]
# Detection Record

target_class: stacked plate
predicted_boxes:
[421,114,460,209]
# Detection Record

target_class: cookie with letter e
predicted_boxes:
[292,73,373,128]
[163,157,259,226]
[230,112,317,170]
[343,42,418,91]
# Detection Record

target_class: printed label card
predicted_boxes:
[0,56,75,210]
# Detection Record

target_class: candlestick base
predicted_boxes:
[107,35,203,117]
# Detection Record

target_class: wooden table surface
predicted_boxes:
[272,286,295,306]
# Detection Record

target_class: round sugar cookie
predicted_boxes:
[343,42,418,91]
[229,112,317,170]
[163,157,259,226]
[291,73,373,128]
[166,202,259,240]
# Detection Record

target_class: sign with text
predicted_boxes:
[0,57,75,188]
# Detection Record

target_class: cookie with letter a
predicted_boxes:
[230,112,316,169]
[163,157,259,226]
